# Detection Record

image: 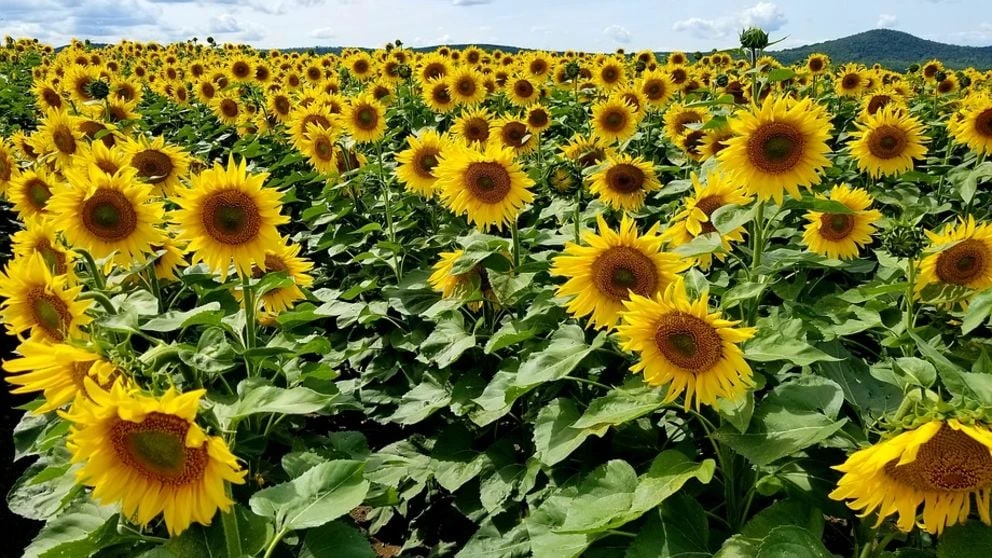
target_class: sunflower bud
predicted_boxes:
[881,222,926,259]
[634,60,646,73]
[396,64,412,79]
[739,27,769,51]
[549,164,579,194]
[86,79,111,100]
[959,73,972,88]
[907,63,919,73]
[934,70,948,83]
[564,60,581,81]
[716,74,729,88]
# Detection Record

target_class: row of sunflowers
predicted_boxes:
[1,32,992,556]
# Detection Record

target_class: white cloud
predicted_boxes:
[452,0,491,5]
[877,14,898,28]
[672,1,787,40]
[603,24,632,44]
[309,26,336,39]
[950,22,992,45]
[208,14,265,41]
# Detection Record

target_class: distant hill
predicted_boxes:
[770,29,992,70]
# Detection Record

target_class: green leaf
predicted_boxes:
[420,314,477,368]
[960,161,992,205]
[754,526,831,558]
[213,379,334,428]
[249,460,370,532]
[802,198,855,214]
[627,493,710,558]
[673,233,725,257]
[390,372,452,425]
[456,519,531,558]
[962,289,992,334]
[7,461,80,521]
[711,204,755,235]
[745,330,841,367]
[937,520,992,558]
[485,319,538,353]
[741,499,823,539]
[714,377,848,466]
[532,398,608,467]
[23,500,118,558]
[557,452,715,534]
[203,504,272,556]
[512,325,606,392]
[571,382,668,430]
[767,68,796,82]
[141,302,224,332]
[892,357,938,389]
[429,424,488,492]
[301,520,375,558]
[717,390,755,433]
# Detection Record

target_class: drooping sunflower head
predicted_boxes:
[830,419,992,535]
[551,214,688,330]
[801,184,882,261]
[122,135,192,196]
[561,134,613,169]
[64,380,246,536]
[395,129,452,197]
[172,157,289,279]
[718,95,833,204]
[452,107,493,146]
[11,218,75,279]
[848,105,929,179]
[617,276,756,410]
[434,144,535,231]
[0,254,91,343]
[428,249,487,311]
[588,153,661,212]
[591,97,640,144]
[3,340,117,414]
[918,216,992,299]
[661,171,753,270]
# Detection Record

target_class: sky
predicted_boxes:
[2,0,992,52]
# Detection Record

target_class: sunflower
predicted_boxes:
[848,106,928,179]
[52,166,165,264]
[562,134,613,169]
[588,153,661,212]
[12,131,40,162]
[936,74,959,95]
[718,96,833,204]
[801,184,881,260]
[286,104,336,150]
[0,254,91,343]
[299,124,341,175]
[266,91,294,123]
[417,53,450,85]
[700,122,734,161]
[830,419,992,535]
[638,70,675,109]
[448,67,486,106]
[452,107,493,146]
[806,53,830,75]
[172,157,288,279]
[210,94,245,127]
[11,218,75,279]
[525,105,552,134]
[591,97,639,143]
[36,109,81,170]
[342,94,386,143]
[662,103,710,142]
[0,140,15,194]
[241,241,314,314]
[429,250,488,310]
[434,144,535,231]
[152,236,188,282]
[122,135,192,197]
[3,340,117,414]
[917,217,992,298]
[662,172,752,270]
[617,277,756,410]
[74,140,129,177]
[8,166,60,221]
[507,76,539,107]
[835,64,867,97]
[551,214,686,330]
[395,129,451,197]
[33,79,65,112]
[949,94,992,155]
[490,117,537,155]
[593,58,626,92]
[64,380,245,536]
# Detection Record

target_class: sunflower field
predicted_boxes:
[3,29,992,557]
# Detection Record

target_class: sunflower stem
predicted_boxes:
[147,267,163,314]
[263,528,288,558]
[510,218,521,269]
[79,291,117,315]
[241,274,257,359]
[749,201,766,276]
[220,484,243,558]
[375,140,401,280]
[904,257,916,341]
[79,250,106,291]
[573,188,582,244]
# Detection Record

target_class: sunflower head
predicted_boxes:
[588,153,661,212]
[0,254,92,343]
[801,184,882,261]
[918,216,992,300]
[434,144,535,231]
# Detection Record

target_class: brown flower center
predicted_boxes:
[25,178,52,210]
[353,105,379,130]
[462,118,490,143]
[414,148,440,178]
[528,110,549,129]
[82,188,138,241]
[653,311,723,372]
[601,107,629,132]
[432,83,452,105]
[513,80,534,99]
[601,66,620,83]
[220,98,240,119]
[42,88,63,109]
[808,58,824,72]
[52,126,76,155]
[110,412,208,485]
[936,239,989,285]
[423,62,446,81]
[501,122,528,148]
[302,114,331,131]
[867,125,908,160]
[866,95,891,115]
[885,425,992,493]
[591,245,658,300]
[465,162,512,204]
[694,195,725,234]
[131,150,174,183]
[456,77,477,96]
[746,121,805,174]
[36,240,68,276]
[28,287,69,341]
[577,147,606,168]
[201,189,262,246]
[313,135,334,161]
[231,61,251,79]
[842,74,861,90]
[643,79,666,101]
[974,109,992,139]
[683,130,705,157]
[605,163,646,194]
[273,96,290,116]
[670,111,702,136]
[818,213,856,241]
[670,67,688,84]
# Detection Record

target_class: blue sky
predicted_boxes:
[2,0,991,51]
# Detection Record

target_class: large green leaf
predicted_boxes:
[532,398,608,467]
[626,493,711,558]
[213,379,335,428]
[389,372,452,425]
[754,526,831,558]
[937,520,992,558]
[300,520,375,558]
[23,500,120,558]
[249,460,370,532]
[420,314,477,368]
